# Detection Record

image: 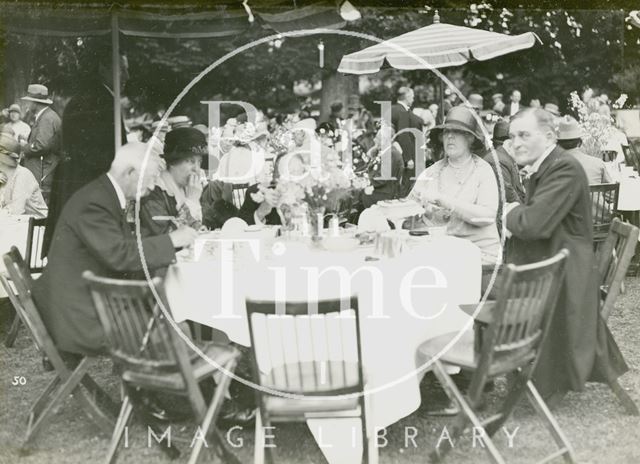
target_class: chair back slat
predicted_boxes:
[83,272,194,379]
[25,217,48,273]
[589,183,619,240]
[246,296,364,396]
[475,250,569,381]
[231,183,250,209]
[2,247,67,367]
[596,218,640,320]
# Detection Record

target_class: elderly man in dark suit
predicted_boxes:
[19,84,62,203]
[505,108,627,404]
[391,86,425,195]
[32,142,198,356]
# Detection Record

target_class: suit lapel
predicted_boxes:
[527,146,563,201]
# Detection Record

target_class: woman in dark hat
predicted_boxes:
[139,127,207,237]
[408,105,500,264]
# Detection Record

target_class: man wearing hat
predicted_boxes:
[557,116,612,184]
[391,86,425,195]
[3,104,31,142]
[0,132,47,217]
[20,83,62,203]
[466,93,484,113]
[491,93,505,116]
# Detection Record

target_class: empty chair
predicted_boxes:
[417,249,575,464]
[245,295,375,464]
[2,247,117,451]
[84,271,241,464]
[589,183,619,244]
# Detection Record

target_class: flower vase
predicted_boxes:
[308,206,326,242]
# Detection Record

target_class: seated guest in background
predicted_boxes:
[140,127,206,236]
[557,116,612,184]
[0,132,47,217]
[482,119,525,235]
[505,108,627,405]
[3,104,31,142]
[32,143,198,355]
[361,124,404,208]
[410,105,501,265]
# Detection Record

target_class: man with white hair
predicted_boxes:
[33,142,198,356]
[505,108,628,406]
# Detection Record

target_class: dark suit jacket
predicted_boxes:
[22,106,62,197]
[239,184,281,225]
[390,103,423,165]
[506,146,627,395]
[32,175,176,355]
[43,81,126,255]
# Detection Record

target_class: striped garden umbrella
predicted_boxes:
[338,14,540,75]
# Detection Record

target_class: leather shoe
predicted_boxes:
[218,406,256,426]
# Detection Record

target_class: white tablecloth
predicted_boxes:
[605,163,640,212]
[0,215,30,298]
[165,234,481,445]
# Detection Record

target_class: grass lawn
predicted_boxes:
[0,278,639,464]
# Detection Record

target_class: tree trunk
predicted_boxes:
[319,71,358,122]
[3,36,35,108]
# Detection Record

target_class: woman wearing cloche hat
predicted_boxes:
[408,104,501,264]
[139,127,208,236]
[0,132,48,217]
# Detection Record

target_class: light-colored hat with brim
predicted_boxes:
[217,145,265,184]
[543,103,561,116]
[557,116,584,140]
[292,118,317,132]
[167,115,192,130]
[21,84,53,105]
[0,132,21,167]
[8,104,22,115]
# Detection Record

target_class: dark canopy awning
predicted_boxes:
[0,1,349,38]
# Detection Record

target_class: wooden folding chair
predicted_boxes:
[594,218,640,415]
[4,216,47,348]
[2,247,117,451]
[417,249,575,464]
[589,183,620,246]
[246,295,375,464]
[84,271,241,464]
[231,183,250,209]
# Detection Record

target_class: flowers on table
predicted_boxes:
[568,90,615,158]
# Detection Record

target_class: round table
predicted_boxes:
[165,231,481,432]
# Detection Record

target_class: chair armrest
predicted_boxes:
[459,301,496,325]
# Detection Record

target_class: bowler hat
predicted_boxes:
[492,119,510,141]
[21,84,53,105]
[557,116,584,141]
[162,127,207,162]
[0,132,20,167]
[467,93,484,110]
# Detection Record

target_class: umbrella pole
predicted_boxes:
[439,79,445,123]
[111,13,122,150]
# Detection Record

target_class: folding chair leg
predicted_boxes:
[430,361,506,464]
[188,360,240,464]
[105,395,133,464]
[80,373,121,417]
[608,378,639,416]
[525,381,576,464]
[254,409,265,464]
[73,384,117,436]
[484,370,528,438]
[23,358,91,448]
[4,312,22,347]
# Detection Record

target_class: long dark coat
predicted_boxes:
[32,175,176,355]
[506,145,627,396]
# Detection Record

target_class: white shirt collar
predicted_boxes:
[399,101,410,111]
[525,144,556,177]
[106,173,127,210]
[35,106,47,123]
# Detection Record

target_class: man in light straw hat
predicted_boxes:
[557,115,612,184]
[20,83,61,203]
